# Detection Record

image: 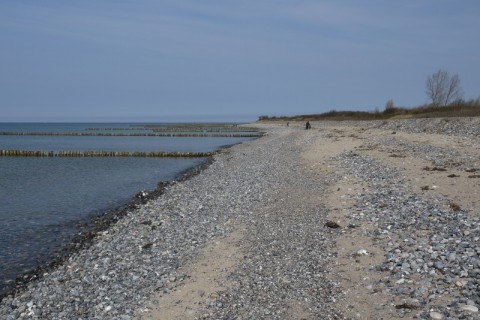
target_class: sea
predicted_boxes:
[0,122,255,296]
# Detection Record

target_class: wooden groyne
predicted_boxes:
[85,127,146,131]
[0,150,213,158]
[84,125,258,132]
[143,124,258,133]
[151,128,259,133]
[0,132,260,138]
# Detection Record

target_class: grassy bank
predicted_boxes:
[258,100,480,122]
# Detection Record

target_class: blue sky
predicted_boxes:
[1,1,479,122]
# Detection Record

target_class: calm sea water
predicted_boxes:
[0,123,253,296]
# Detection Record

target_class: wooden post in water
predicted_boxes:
[0,150,214,158]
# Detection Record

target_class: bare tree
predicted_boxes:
[384,99,394,111]
[425,69,463,106]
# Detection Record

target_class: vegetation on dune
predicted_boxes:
[258,69,480,121]
[258,101,480,122]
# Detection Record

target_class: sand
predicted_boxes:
[137,119,480,319]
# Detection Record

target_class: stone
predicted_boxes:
[401,263,411,272]
[455,280,467,287]
[459,304,478,313]
[429,311,443,319]
[325,221,341,228]
[433,261,445,270]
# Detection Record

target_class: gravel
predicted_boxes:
[315,117,480,143]
[0,127,341,319]
[333,151,479,319]
[196,131,340,319]
[1,118,479,319]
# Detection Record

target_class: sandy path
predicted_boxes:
[141,227,245,319]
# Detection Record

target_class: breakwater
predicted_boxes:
[85,126,258,132]
[0,132,260,137]
[0,150,213,157]
[144,124,258,132]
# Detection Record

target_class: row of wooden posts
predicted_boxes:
[151,128,258,132]
[0,132,260,138]
[85,127,258,132]
[0,150,213,158]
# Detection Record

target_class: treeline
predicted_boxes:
[258,98,480,122]
[259,69,480,121]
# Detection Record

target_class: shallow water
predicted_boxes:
[0,135,246,153]
[0,122,253,296]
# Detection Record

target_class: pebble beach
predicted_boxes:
[1,117,479,319]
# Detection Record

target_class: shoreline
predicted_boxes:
[0,155,215,301]
[1,118,479,319]
[0,123,256,300]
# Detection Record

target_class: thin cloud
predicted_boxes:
[1,0,479,119]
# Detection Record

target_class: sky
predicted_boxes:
[1,1,479,122]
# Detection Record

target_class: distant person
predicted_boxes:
[287,122,289,127]
[306,121,311,130]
